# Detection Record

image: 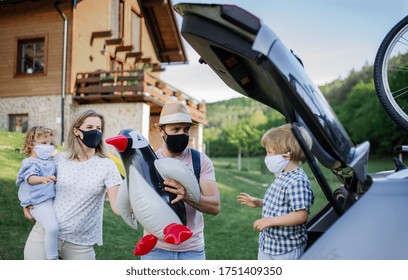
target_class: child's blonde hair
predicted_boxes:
[261,124,313,163]
[23,126,54,156]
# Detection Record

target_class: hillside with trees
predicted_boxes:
[204,62,408,157]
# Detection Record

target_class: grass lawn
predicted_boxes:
[0,131,32,259]
[0,131,396,259]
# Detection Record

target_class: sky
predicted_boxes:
[160,0,408,103]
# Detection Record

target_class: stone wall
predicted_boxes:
[1,95,147,147]
[0,95,65,144]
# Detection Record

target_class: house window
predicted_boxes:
[110,58,123,72]
[9,114,29,133]
[111,0,125,38]
[17,37,45,75]
[119,0,125,38]
[131,10,141,52]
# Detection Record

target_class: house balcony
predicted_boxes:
[74,69,206,124]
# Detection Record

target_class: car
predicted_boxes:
[173,2,408,259]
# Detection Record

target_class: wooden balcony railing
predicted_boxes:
[74,69,206,124]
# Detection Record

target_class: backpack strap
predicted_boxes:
[191,148,201,182]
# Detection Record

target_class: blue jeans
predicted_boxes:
[141,248,205,260]
[258,244,306,260]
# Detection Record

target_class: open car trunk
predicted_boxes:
[174,3,408,259]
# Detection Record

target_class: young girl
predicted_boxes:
[237,124,314,260]
[16,126,58,260]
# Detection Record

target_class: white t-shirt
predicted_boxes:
[53,152,122,246]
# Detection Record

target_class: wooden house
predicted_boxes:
[0,0,207,152]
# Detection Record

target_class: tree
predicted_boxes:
[336,81,407,154]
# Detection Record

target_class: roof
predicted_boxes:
[138,0,187,64]
[0,0,81,5]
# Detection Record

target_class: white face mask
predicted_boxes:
[34,144,55,160]
[264,154,289,176]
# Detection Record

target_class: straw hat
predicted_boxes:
[155,102,197,126]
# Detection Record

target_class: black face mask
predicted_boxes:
[163,130,189,154]
[78,129,102,149]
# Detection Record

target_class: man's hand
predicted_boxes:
[163,178,188,204]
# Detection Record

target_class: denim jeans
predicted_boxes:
[141,247,205,260]
[257,243,306,260]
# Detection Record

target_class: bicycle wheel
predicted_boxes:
[374,15,408,130]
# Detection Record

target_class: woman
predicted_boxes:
[23,110,122,260]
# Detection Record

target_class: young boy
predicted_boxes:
[16,126,58,260]
[237,124,314,260]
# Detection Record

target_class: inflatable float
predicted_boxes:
[106,129,200,256]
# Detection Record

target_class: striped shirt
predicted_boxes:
[259,167,314,255]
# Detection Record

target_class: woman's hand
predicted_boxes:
[23,206,35,221]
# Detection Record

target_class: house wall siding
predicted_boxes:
[0,1,72,98]
[71,0,110,90]
[71,0,159,76]
[0,0,203,152]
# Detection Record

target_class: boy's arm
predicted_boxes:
[254,198,263,208]
[253,209,308,232]
[237,192,263,208]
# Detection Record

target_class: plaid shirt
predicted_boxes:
[259,167,314,256]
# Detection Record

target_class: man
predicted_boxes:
[141,102,220,260]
